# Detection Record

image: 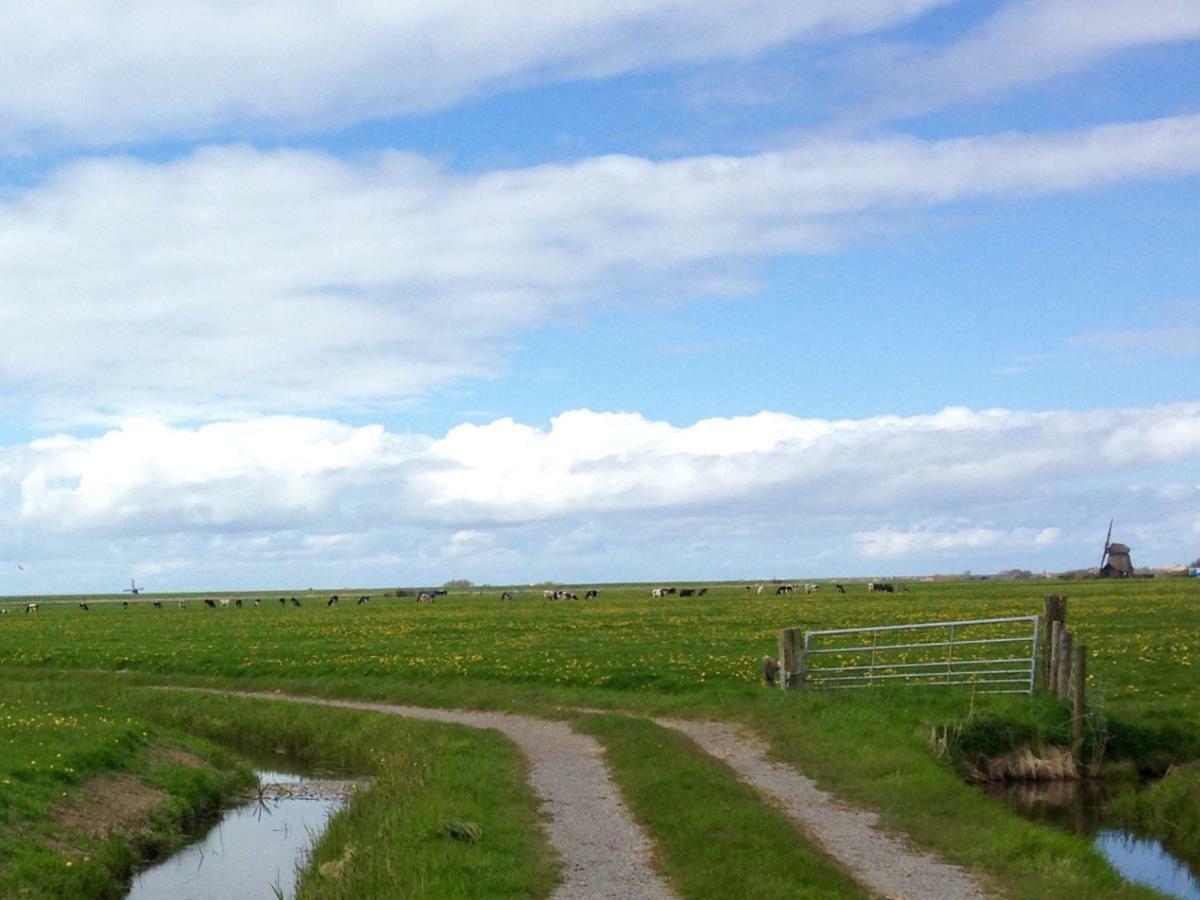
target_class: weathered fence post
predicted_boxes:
[1049,619,1063,693]
[1072,644,1087,763]
[778,627,803,691]
[1057,628,1073,703]
[1043,595,1067,689]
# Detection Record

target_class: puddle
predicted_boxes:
[126,769,362,900]
[982,779,1200,899]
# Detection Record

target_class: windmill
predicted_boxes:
[123,578,143,595]
[1098,519,1134,578]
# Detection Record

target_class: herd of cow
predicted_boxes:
[5,581,898,615]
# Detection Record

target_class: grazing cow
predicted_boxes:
[219,598,231,608]
[584,589,599,599]
[327,595,339,607]
[761,656,780,687]
[835,584,846,594]
[253,598,261,608]
[804,584,819,595]
[775,584,795,595]
[155,601,164,609]
[416,592,435,603]
[868,582,895,593]
[78,602,90,611]
[290,597,301,607]
[279,597,287,606]
[25,602,39,613]
[756,585,765,596]
[679,588,695,597]
[650,588,665,598]
[204,598,217,608]
[500,591,513,601]
[357,595,369,605]
[176,599,185,608]
[0,607,7,614]
[122,600,129,610]
[235,598,243,608]
[697,588,708,596]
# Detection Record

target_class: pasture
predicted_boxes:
[1,577,1197,897]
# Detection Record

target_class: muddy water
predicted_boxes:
[983,780,1200,900]
[126,770,360,900]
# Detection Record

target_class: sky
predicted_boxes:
[1,0,1198,593]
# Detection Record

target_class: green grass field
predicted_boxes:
[1,576,1197,897]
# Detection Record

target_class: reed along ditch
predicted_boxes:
[980,776,1200,899]
[126,768,361,900]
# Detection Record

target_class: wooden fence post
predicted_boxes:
[1043,595,1067,689]
[1049,620,1062,694]
[1057,628,1073,703]
[1072,644,1087,763]
[778,628,803,691]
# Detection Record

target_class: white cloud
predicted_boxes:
[0,0,951,150]
[5,402,1199,534]
[12,417,422,531]
[412,404,1200,521]
[852,525,1061,558]
[2,402,1198,588]
[854,0,1200,119]
[1069,326,1200,358]
[3,114,1200,422]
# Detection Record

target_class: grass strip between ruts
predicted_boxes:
[574,712,868,900]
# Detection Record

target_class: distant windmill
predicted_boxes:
[1098,519,1134,578]
[123,578,143,595]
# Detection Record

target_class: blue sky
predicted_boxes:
[0,0,1198,593]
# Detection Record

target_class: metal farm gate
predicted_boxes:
[779,615,1040,695]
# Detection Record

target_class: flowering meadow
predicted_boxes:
[1,578,1195,729]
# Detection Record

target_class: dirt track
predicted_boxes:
[166,688,990,899]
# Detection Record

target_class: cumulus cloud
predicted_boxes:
[3,402,1199,588]
[852,0,1200,119]
[12,417,423,531]
[0,0,951,150]
[5,403,1200,534]
[3,114,1200,422]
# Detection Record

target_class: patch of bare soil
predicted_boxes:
[150,744,208,769]
[53,775,167,841]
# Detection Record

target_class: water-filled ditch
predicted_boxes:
[126,768,362,900]
[983,779,1200,899]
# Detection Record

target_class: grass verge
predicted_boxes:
[119,687,560,899]
[0,679,252,899]
[1109,760,1200,869]
[741,689,1165,900]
